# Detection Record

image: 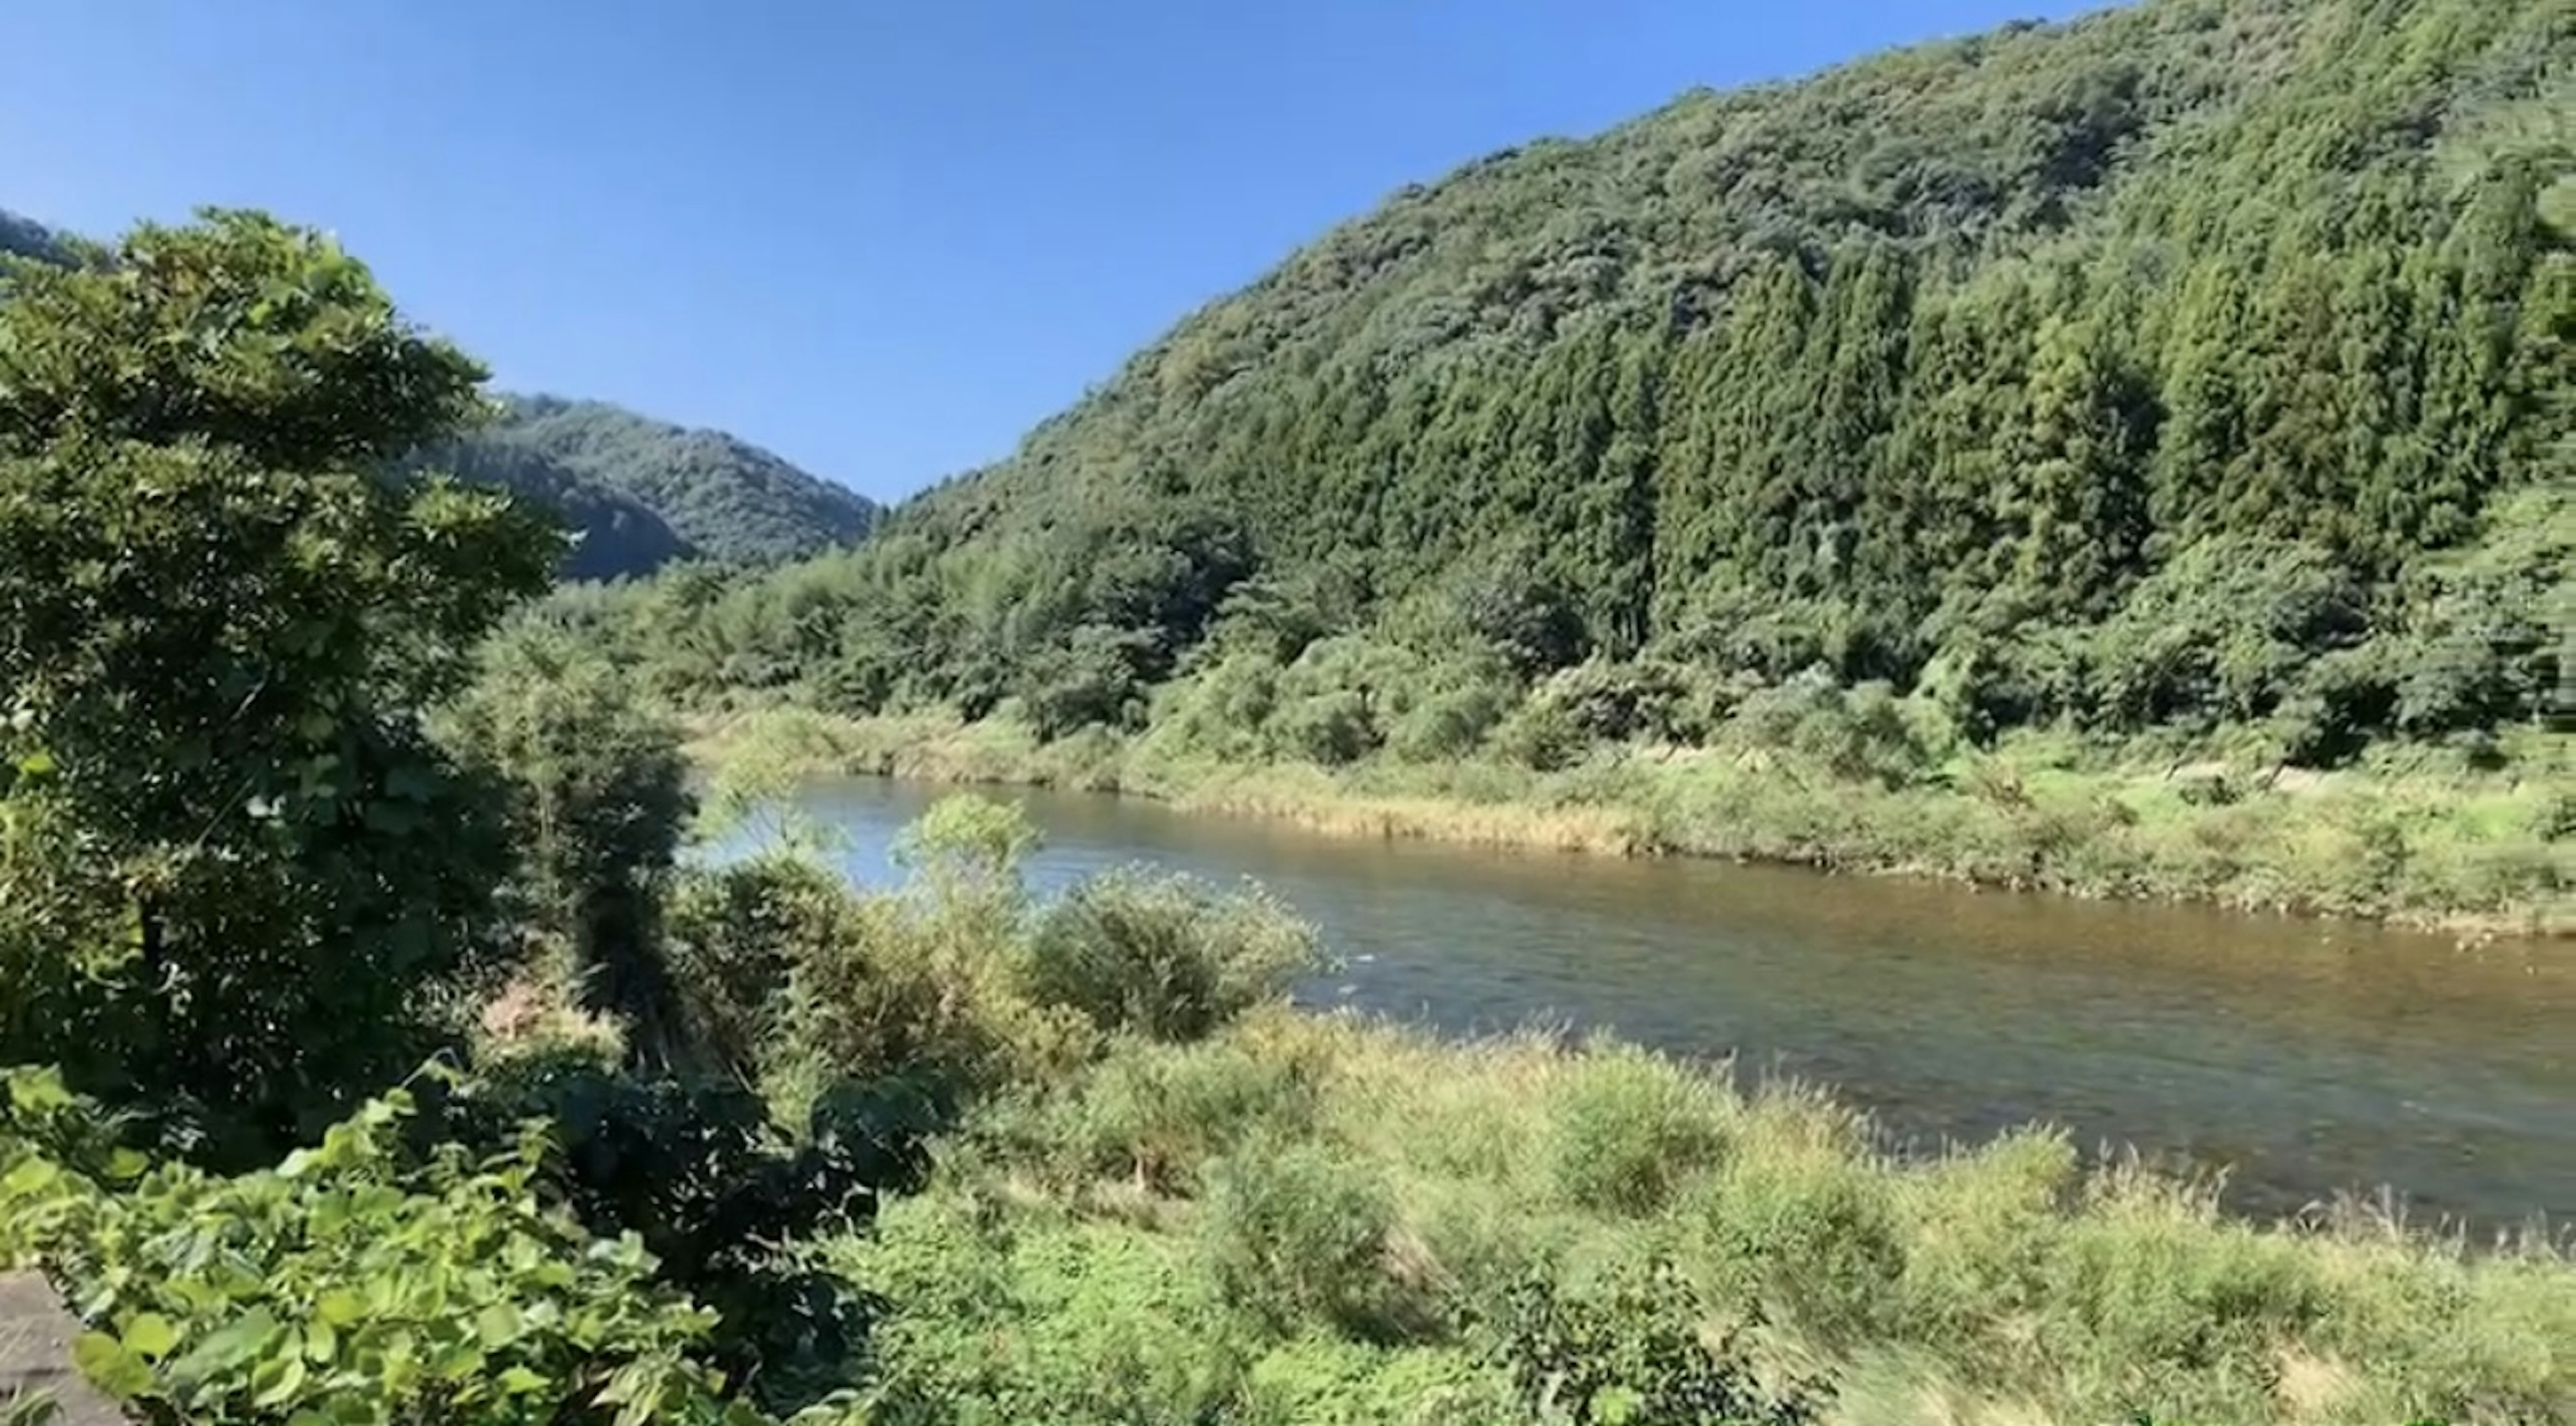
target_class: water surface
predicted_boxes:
[736,777,2575,1233]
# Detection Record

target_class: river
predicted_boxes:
[729,775,2574,1236]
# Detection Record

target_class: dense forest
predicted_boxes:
[2,207,2569,1426]
[1,208,876,580]
[575,0,2567,786]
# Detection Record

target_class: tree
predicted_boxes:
[0,210,561,1163]
[436,625,698,1061]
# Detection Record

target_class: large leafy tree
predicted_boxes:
[0,209,561,1162]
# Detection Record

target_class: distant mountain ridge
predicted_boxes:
[0,209,66,264]
[1,207,874,580]
[415,394,879,580]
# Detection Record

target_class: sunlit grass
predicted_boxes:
[845,1008,2575,1425]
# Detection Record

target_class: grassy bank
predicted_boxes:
[680,796,2575,1425]
[855,1009,2573,1426]
[684,706,2572,938]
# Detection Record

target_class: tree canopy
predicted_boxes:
[0,208,562,1162]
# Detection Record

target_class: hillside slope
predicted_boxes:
[421,395,879,578]
[650,0,2565,755]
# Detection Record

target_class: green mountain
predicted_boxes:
[652,0,2566,751]
[5,209,875,581]
[420,394,879,579]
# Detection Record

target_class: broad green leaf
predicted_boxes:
[71,1331,156,1399]
[167,1308,280,1384]
[121,1311,178,1360]
[250,1351,309,1407]
[314,1288,363,1327]
[473,1302,523,1348]
[0,1158,61,1197]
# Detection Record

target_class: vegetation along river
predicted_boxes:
[737,775,2575,1238]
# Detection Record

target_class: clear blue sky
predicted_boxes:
[5,0,2095,503]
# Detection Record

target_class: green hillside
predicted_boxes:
[621,0,2567,742]
[584,0,2570,927]
[421,394,879,576]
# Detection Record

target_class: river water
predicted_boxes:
[741,776,2574,1235]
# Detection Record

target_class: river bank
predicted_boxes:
[684,706,2571,940]
[687,793,2576,1426]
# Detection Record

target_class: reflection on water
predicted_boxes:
[727,777,2575,1233]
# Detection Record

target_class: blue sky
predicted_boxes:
[5,1,2094,502]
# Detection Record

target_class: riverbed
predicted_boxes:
[729,776,2575,1235]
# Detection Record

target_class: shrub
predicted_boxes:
[1385,682,1513,762]
[1693,1149,1910,1349]
[1018,624,1154,740]
[1024,869,1320,1042]
[667,802,1085,1121]
[661,856,853,1083]
[1490,696,1589,772]
[2089,536,2369,730]
[1731,671,1931,789]
[438,626,698,1057]
[1484,1260,1820,1426]
[1197,1139,1411,1340]
[0,1068,755,1426]
[847,1197,1255,1426]
[1238,1338,1517,1426]
[994,1039,1322,1196]
[1547,1047,1734,1215]
[421,1058,936,1411]
[1523,657,1716,747]
[1272,690,1377,765]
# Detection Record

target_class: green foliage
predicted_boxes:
[1729,673,1933,790]
[665,798,1090,1117]
[1024,869,1320,1042]
[0,1068,763,1426]
[844,1196,1256,1426]
[0,209,559,1162]
[1485,1262,1816,1425]
[861,1011,2576,1426]
[981,1037,1323,1197]
[439,626,699,1058]
[420,1058,934,1413]
[1545,1046,1734,1216]
[1197,1138,1415,1341]
[570,0,2565,796]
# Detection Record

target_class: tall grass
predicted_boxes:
[843,1011,2573,1425]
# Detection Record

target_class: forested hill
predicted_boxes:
[4,211,875,580]
[653,0,2564,755]
[415,394,879,579]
